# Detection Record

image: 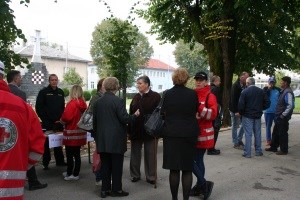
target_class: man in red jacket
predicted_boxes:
[0,76,45,199]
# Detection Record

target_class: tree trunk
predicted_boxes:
[220,0,237,127]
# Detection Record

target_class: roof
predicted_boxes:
[146,59,176,71]
[15,45,90,63]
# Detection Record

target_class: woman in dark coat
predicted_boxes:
[93,77,139,198]
[129,76,161,184]
[161,68,199,200]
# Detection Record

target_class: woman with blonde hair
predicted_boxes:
[161,68,199,200]
[60,84,88,181]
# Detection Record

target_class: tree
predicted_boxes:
[0,0,29,71]
[90,18,153,99]
[63,68,83,86]
[173,40,209,76]
[139,0,300,125]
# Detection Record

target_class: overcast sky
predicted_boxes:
[10,0,177,66]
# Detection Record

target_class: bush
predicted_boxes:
[91,89,97,97]
[83,91,91,101]
[62,88,70,97]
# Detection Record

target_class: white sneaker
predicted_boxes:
[95,180,101,186]
[62,172,67,177]
[64,175,79,181]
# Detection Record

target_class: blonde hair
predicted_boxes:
[69,84,84,100]
[172,68,190,85]
[103,77,119,92]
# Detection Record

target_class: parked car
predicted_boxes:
[294,89,300,97]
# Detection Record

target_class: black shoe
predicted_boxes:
[207,149,220,155]
[189,184,201,196]
[276,151,288,155]
[43,165,49,170]
[203,181,214,200]
[265,147,277,152]
[29,183,48,191]
[131,177,141,182]
[56,162,67,167]
[238,141,245,147]
[110,190,129,197]
[146,179,155,185]
[100,191,111,198]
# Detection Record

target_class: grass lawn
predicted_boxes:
[295,97,300,114]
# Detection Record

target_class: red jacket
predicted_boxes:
[0,80,45,200]
[195,85,218,149]
[60,98,87,146]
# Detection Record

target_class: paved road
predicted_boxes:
[24,115,300,200]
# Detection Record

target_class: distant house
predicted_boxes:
[87,59,176,92]
[15,44,90,89]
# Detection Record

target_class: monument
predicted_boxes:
[20,30,49,104]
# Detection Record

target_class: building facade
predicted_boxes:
[87,59,176,93]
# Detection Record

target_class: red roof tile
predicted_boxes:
[146,59,176,71]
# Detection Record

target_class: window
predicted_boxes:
[91,68,95,74]
[64,67,70,74]
[91,81,94,89]
[158,85,162,90]
[163,72,165,77]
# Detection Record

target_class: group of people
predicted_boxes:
[0,58,296,200]
[229,71,295,158]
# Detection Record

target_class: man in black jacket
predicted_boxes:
[7,70,48,190]
[207,75,222,155]
[238,77,270,158]
[229,71,249,149]
[36,74,66,169]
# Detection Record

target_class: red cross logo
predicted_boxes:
[0,127,10,144]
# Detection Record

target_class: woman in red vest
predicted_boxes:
[190,72,218,200]
[60,85,87,181]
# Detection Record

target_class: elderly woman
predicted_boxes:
[161,68,199,200]
[93,77,139,198]
[129,75,161,184]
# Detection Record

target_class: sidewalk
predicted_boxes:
[24,115,300,200]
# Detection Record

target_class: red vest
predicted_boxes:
[0,84,45,200]
[195,86,218,149]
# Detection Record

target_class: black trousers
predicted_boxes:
[101,152,124,192]
[27,166,39,185]
[208,125,220,151]
[270,119,289,153]
[65,146,81,176]
[43,137,65,167]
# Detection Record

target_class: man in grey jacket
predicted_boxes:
[266,76,295,155]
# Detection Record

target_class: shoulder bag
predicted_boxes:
[144,91,166,138]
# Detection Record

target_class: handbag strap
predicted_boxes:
[157,90,167,109]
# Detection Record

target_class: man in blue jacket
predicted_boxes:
[266,76,295,155]
[263,77,280,145]
[238,77,270,158]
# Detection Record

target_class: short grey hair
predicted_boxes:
[246,77,255,85]
[103,77,119,92]
[210,75,220,84]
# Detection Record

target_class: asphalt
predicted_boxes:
[24,115,300,200]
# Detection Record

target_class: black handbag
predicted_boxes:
[144,91,166,137]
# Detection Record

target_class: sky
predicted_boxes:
[10,0,177,67]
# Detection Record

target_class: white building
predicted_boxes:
[87,59,176,92]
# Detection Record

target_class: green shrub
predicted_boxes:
[83,91,91,101]
[91,89,97,97]
[62,88,70,97]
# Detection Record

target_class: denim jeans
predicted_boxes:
[264,113,275,142]
[230,111,244,145]
[242,117,262,157]
[192,149,206,187]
